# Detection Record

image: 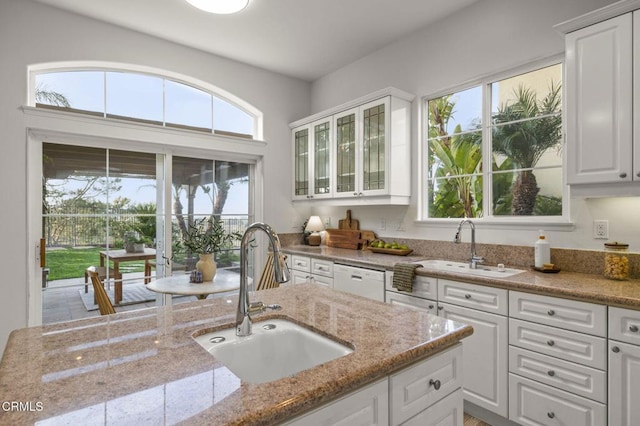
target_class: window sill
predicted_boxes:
[415,218,575,232]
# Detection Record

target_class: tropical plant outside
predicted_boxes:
[427,76,562,218]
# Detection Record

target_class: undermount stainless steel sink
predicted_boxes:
[415,259,525,278]
[193,319,353,383]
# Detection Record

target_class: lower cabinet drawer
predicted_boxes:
[509,346,606,403]
[311,275,333,288]
[401,388,463,426]
[390,344,463,425]
[509,374,606,426]
[509,318,606,370]
[385,291,437,315]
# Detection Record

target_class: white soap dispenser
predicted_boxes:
[534,230,550,268]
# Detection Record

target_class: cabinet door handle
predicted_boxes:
[620,172,627,178]
[612,346,620,353]
[547,340,555,346]
[351,275,362,280]
[429,378,441,390]
[547,370,555,377]
[428,304,435,309]
[630,325,639,333]
[637,171,640,178]
[464,294,472,299]
[437,306,444,311]
[353,192,358,196]
[547,412,555,419]
[547,309,555,316]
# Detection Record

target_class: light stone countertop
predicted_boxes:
[284,245,640,310]
[0,284,472,426]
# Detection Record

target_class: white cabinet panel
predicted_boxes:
[311,258,334,277]
[386,291,438,316]
[609,306,640,345]
[390,344,462,425]
[385,271,438,301]
[509,291,606,336]
[290,255,311,272]
[509,374,606,426]
[402,388,463,426]
[285,378,388,426]
[440,303,508,417]
[509,318,606,370]
[438,279,508,315]
[509,346,606,403]
[565,13,634,185]
[608,340,640,426]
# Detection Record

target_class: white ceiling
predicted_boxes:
[34,0,479,82]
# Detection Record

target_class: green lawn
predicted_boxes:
[46,247,145,281]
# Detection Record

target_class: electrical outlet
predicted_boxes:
[291,218,299,229]
[380,219,386,230]
[396,221,406,231]
[323,217,331,227]
[593,220,609,239]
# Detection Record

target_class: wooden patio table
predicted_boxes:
[99,248,156,304]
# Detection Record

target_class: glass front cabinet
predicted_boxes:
[291,88,413,205]
[292,118,333,200]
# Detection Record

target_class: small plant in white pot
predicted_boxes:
[181,218,241,281]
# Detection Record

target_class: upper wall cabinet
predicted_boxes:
[291,88,414,205]
[557,0,640,196]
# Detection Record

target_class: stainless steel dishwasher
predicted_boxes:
[333,264,385,302]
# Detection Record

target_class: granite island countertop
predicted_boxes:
[0,284,472,426]
[284,245,640,310]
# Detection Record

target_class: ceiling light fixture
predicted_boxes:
[185,0,249,14]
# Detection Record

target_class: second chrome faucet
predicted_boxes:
[454,219,484,269]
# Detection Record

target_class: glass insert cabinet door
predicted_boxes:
[334,99,389,198]
[292,119,333,200]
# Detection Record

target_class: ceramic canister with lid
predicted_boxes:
[604,241,629,280]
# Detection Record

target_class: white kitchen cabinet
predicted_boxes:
[285,344,464,426]
[508,291,607,425]
[565,13,633,186]
[509,374,606,426]
[385,271,438,315]
[608,307,640,426]
[292,118,333,200]
[439,301,508,418]
[288,254,334,288]
[290,87,413,205]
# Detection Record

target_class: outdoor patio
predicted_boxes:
[42,270,240,324]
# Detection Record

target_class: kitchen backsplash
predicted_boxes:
[280,233,640,279]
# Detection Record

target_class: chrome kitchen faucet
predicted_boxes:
[236,222,290,337]
[454,219,484,269]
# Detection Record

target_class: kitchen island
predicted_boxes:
[0,284,472,425]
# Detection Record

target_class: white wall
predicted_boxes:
[0,0,310,352]
[300,0,639,251]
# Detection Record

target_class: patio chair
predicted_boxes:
[88,267,116,315]
[84,266,121,293]
[255,253,287,291]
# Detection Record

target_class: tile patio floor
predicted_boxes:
[42,271,236,325]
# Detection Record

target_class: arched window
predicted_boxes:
[29,63,260,139]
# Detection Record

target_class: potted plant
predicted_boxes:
[181,218,241,281]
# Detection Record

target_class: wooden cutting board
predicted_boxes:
[338,209,360,230]
[325,228,361,250]
[359,230,376,250]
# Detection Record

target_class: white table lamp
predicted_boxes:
[305,216,324,246]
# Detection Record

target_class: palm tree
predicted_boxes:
[428,96,483,218]
[35,83,70,107]
[491,82,562,215]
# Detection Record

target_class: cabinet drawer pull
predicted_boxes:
[429,378,441,390]
[612,346,620,353]
[547,370,555,377]
[428,304,435,309]
[437,306,444,311]
[547,309,555,316]
[620,172,627,178]
[547,340,555,347]
[630,325,639,333]
[464,294,472,299]
[637,171,640,178]
[547,412,555,419]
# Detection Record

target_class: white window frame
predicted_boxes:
[418,55,573,231]
[28,61,264,140]
[25,62,266,326]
